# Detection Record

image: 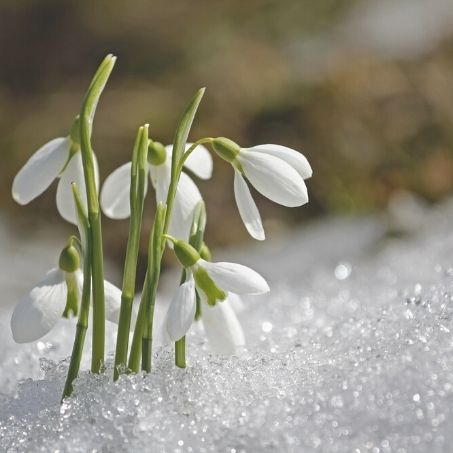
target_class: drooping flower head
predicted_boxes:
[10,241,121,343]
[164,238,269,350]
[11,117,99,225]
[212,138,312,240]
[101,141,212,240]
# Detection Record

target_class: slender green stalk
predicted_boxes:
[113,125,149,380]
[163,88,206,236]
[127,88,206,372]
[174,201,206,368]
[127,275,149,372]
[140,88,206,372]
[142,203,166,372]
[62,184,92,400]
[177,137,213,174]
[79,55,116,373]
[175,337,186,367]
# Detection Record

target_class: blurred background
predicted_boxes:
[2,0,453,282]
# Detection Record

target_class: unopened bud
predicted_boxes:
[173,239,200,268]
[212,137,240,163]
[148,141,167,166]
[59,244,80,273]
[199,242,212,261]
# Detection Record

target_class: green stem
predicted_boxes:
[175,337,186,368]
[62,184,92,400]
[131,87,205,373]
[127,274,149,372]
[142,204,166,372]
[88,212,104,373]
[177,137,213,174]
[79,55,116,373]
[61,321,88,400]
[174,201,206,368]
[113,125,148,380]
[139,142,184,372]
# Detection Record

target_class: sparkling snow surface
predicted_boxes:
[2,201,453,452]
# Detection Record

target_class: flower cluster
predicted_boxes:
[10,55,311,399]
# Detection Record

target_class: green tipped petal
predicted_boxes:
[194,266,226,306]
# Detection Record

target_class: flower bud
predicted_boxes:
[59,244,80,273]
[173,239,200,268]
[148,140,167,166]
[199,242,212,261]
[63,272,79,318]
[212,137,240,163]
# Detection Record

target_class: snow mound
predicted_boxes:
[2,201,453,452]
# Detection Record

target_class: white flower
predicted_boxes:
[200,294,245,355]
[214,139,312,241]
[11,137,98,224]
[164,255,268,344]
[196,259,270,296]
[165,274,197,341]
[101,143,212,240]
[10,268,122,343]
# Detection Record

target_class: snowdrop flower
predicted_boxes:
[11,120,99,224]
[212,138,312,240]
[164,238,269,346]
[10,244,122,343]
[101,141,212,240]
[199,294,245,355]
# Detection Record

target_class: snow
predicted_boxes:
[2,199,453,452]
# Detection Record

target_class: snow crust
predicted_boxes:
[2,201,453,452]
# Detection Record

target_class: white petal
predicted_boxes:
[165,277,196,341]
[169,173,203,240]
[166,143,213,180]
[200,298,245,355]
[201,259,270,295]
[183,143,213,180]
[234,170,265,241]
[100,162,132,219]
[175,173,203,219]
[10,268,67,343]
[248,144,312,179]
[56,152,99,224]
[104,280,123,326]
[12,137,70,205]
[74,268,84,296]
[151,149,203,241]
[150,160,171,204]
[227,293,245,313]
[238,150,308,207]
[164,144,174,158]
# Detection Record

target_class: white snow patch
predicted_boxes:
[2,200,453,451]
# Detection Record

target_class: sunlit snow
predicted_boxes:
[2,200,453,452]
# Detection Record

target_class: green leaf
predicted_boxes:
[171,87,206,177]
[130,126,144,210]
[137,124,149,200]
[152,202,167,273]
[81,54,117,126]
